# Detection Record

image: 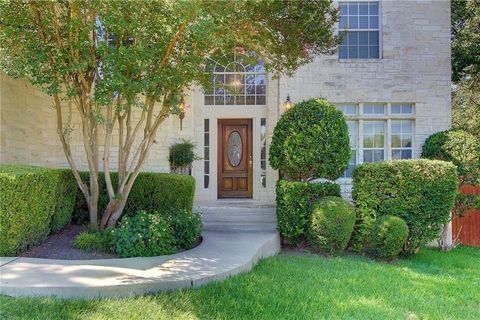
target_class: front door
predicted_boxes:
[218,119,253,198]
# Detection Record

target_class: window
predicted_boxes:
[339,1,380,59]
[363,120,385,162]
[337,103,358,116]
[391,103,414,115]
[391,120,413,159]
[345,121,358,177]
[204,119,210,188]
[363,103,385,115]
[260,118,267,187]
[204,52,266,106]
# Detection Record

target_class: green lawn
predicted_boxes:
[1,246,479,320]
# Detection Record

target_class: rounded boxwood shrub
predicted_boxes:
[307,196,356,255]
[276,180,341,246]
[351,160,458,253]
[369,215,409,260]
[110,211,176,258]
[269,98,351,181]
[421,129,480,185]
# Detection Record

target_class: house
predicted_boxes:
[0,0,451,206]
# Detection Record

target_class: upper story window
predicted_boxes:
[204,52,266,106]
[339,1,380,59]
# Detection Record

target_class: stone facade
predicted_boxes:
[0,0,451,205]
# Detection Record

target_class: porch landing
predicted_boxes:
[0,207,279,299]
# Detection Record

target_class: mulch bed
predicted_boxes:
[20,224,117,260]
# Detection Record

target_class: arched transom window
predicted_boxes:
[204,53,266,106]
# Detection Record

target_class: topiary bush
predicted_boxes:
[109,211,177,258]
[269,98,351,181]
[351,160,458,254]
[73,172,196,223]
[369,215,409,260]
[0,165,77,255]
[307,196,356,255]
[421,129,480,185]
[276,179,341,245]
[164,209,203,250]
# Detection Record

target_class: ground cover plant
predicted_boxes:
[1,246,478,320]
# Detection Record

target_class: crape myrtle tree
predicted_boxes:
[0,0,339,230]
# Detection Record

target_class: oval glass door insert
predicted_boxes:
[227,131,243,167]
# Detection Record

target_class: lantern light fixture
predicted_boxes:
[284,94,293,111]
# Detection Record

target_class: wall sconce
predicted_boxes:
[178,97,187,130]
[284,94,293,111]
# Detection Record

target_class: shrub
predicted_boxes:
[164,209,203,250]
[50,169,77,232]
[276,179,341,245]
[169,139,198,168]
[351,160,458,253]
[269,98,351,181]
[109,211,176,257]
[73,231,110,252]
[73,172,196,223]
[307,196,356,255]
[369,215,409,260]
[0,165,76,255]
[421,129,480,185]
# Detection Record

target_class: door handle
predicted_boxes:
[249,154,253,168]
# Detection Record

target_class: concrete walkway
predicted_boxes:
[0,207,279,299]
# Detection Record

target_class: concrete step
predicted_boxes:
[199,207,277,232]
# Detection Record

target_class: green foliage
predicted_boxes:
[369,215,409,260]
[73,231,110,252]
[451,0,480,85]
[421,129,480,185]
[351,160,459,254]
[74,172,196,224]
[307,196,355,255]
[269,98,351,181]
[50,169,78,233]
[275,179,341,245]
[0,165,76,255]
[169,139,198,168]
[164,209,203,250]
[109,211,176,258]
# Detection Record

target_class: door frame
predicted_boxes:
[217,118,253,198]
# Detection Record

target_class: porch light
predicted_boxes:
[178,97,187,130]
[284,94,293,111]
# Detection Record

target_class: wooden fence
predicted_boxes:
[452,185,480,247]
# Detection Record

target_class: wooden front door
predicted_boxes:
[218,119,253,198]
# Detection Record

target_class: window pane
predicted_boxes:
[359,31,369,45]
[339,46,348,59]
[364,150,373,163]
[349,2,359,15]
[392,150,402,160]
[391,134,401,148]
[369,2,379,15]
[359,46,369,58]
[369,31,379,45]
[402,135,412,148]
[348,32,359,45]
[215,96,224,105]
[340,16,348,29]
[359,2,369,15]
[401,150,412,159]
[363,136,374,148]
[364,122,374,134]
[374,134,384,147]
[340,3,348,15]
[374,150,384,162]
[402,104,413,114]
[256,95,266,105]
[369,46,380,58]
[359,16,369,28]
[391,104,401,114]
[204,96,214,105]
[349,16,359,29]
[349,46,359,59]
[369,16,379,28]
[246,96,255,105]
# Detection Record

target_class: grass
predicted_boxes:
[1,246,479,320]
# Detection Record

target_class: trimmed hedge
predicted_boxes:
[369,215,409,260]
[276,179,341,245]
[351,160,458,253]
[74,172,196,223]
[269,98,351,181]
[0,166,76,255]
[307,196,356,255]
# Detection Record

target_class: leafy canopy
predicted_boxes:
[0,0,339,108]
